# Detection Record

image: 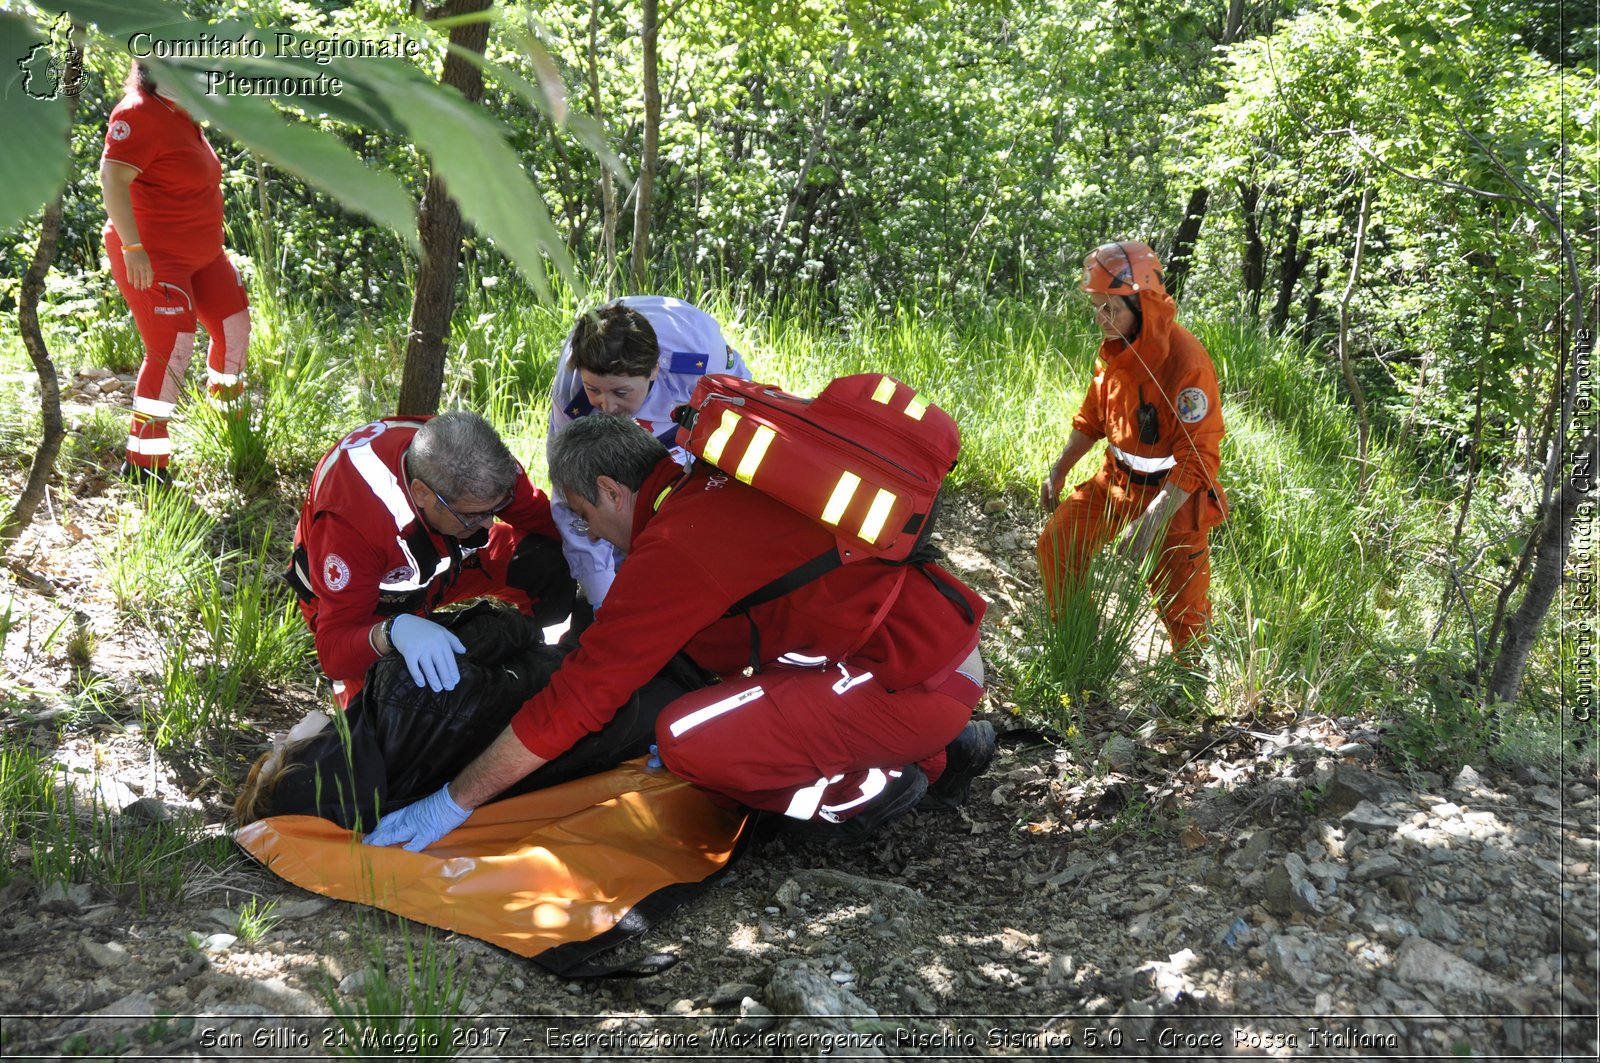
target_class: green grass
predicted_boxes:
[145,534,311,749]
[0,736,236,910]
[233,895,282,943]
[320,919,469,1061]
[100,486,218,611]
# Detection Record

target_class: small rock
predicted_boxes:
[708,982,761,1007]
[735,998,776,1033]
[250,977,321,1015]
[39,881,94,914]
[768,959,877,1020]
[198,933,237,952]
[1266,935,1317,986]
[1452,765,1485,791]
[1350,855,1405,882]
[97,376,124,393]
[1264,855,1319,916]
[982,498,1007,514]
[1220,916,1253,949]
[89,990,154,1020]
[275,898,328,919]
[1341,801,1401,832]
[1394,938,1520,1002]
[338,969,377,994]
[1319,765,1398,814]
[83,940,130,969]
[1100,735,1137,771]
[1231,829,1273,871]
[1528,785,1562,811]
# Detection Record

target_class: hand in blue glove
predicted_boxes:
[362,783,472,852]
[388,614,466,692]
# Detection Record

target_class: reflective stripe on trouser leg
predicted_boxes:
[782,768,895,822]
[830,661,874,694]
[784,773,843,820]
[667,685,765,738]
[205,308,250,416]
[816,767,894,823]
[192,252,250,416]
[1151,531,1212,655]
[126,334,193,469]
[656,665,969,819]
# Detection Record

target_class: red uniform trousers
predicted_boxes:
[655,663,982,821]
[307,523,557,710]
[106,229,250,471]
[1038,471,1212,655]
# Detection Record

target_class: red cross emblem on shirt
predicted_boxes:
[340,421,388,450]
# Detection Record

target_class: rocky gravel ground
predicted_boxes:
[0,415,1595,1061]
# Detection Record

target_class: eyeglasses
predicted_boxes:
[568,517,590,535]
[431,486,511,530]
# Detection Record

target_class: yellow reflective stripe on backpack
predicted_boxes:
[736,425,776,484]
[821,471,861,526]
[702,409,741,464]
[859,488,898,544]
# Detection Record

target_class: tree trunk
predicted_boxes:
[1303,258,1329,338]
[629,0,660,294]
[1239,181,1265,318]
[1436,362,1485,625]
[588,0,619,291]
[1487,426,1598,705]
[1164,186,1209,302]
[398,0,492,416]
[1222,0,1247,43]
[1269,203,1310,334]
[0,43,79,552]
[1336,184,1373,493]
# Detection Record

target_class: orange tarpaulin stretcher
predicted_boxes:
[236,760,747,969]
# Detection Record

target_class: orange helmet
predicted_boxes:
[1081,241,1166,297]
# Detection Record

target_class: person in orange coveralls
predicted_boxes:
[1037,240,1228,658]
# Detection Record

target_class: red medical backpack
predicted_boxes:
[672,373,960,564]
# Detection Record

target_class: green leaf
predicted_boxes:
[352,58,578,300]
[137,57,419,248]
[470,24,630,182]
[0,12,72,233]
[61,0,191,43]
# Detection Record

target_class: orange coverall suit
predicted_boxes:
[1037,289,1228,653]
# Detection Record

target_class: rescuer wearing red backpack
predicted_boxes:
[1038,240,1228,657]
[364,413,995,851]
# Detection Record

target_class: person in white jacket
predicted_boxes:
[547,296,751,607]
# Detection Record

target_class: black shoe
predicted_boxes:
[119,460,173,487]
[924,720,997,809]
[784,764,929,845]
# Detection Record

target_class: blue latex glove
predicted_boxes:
[388,614,466,692]
[362,784,471,852]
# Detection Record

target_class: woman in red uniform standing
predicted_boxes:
[99,61,250,485]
